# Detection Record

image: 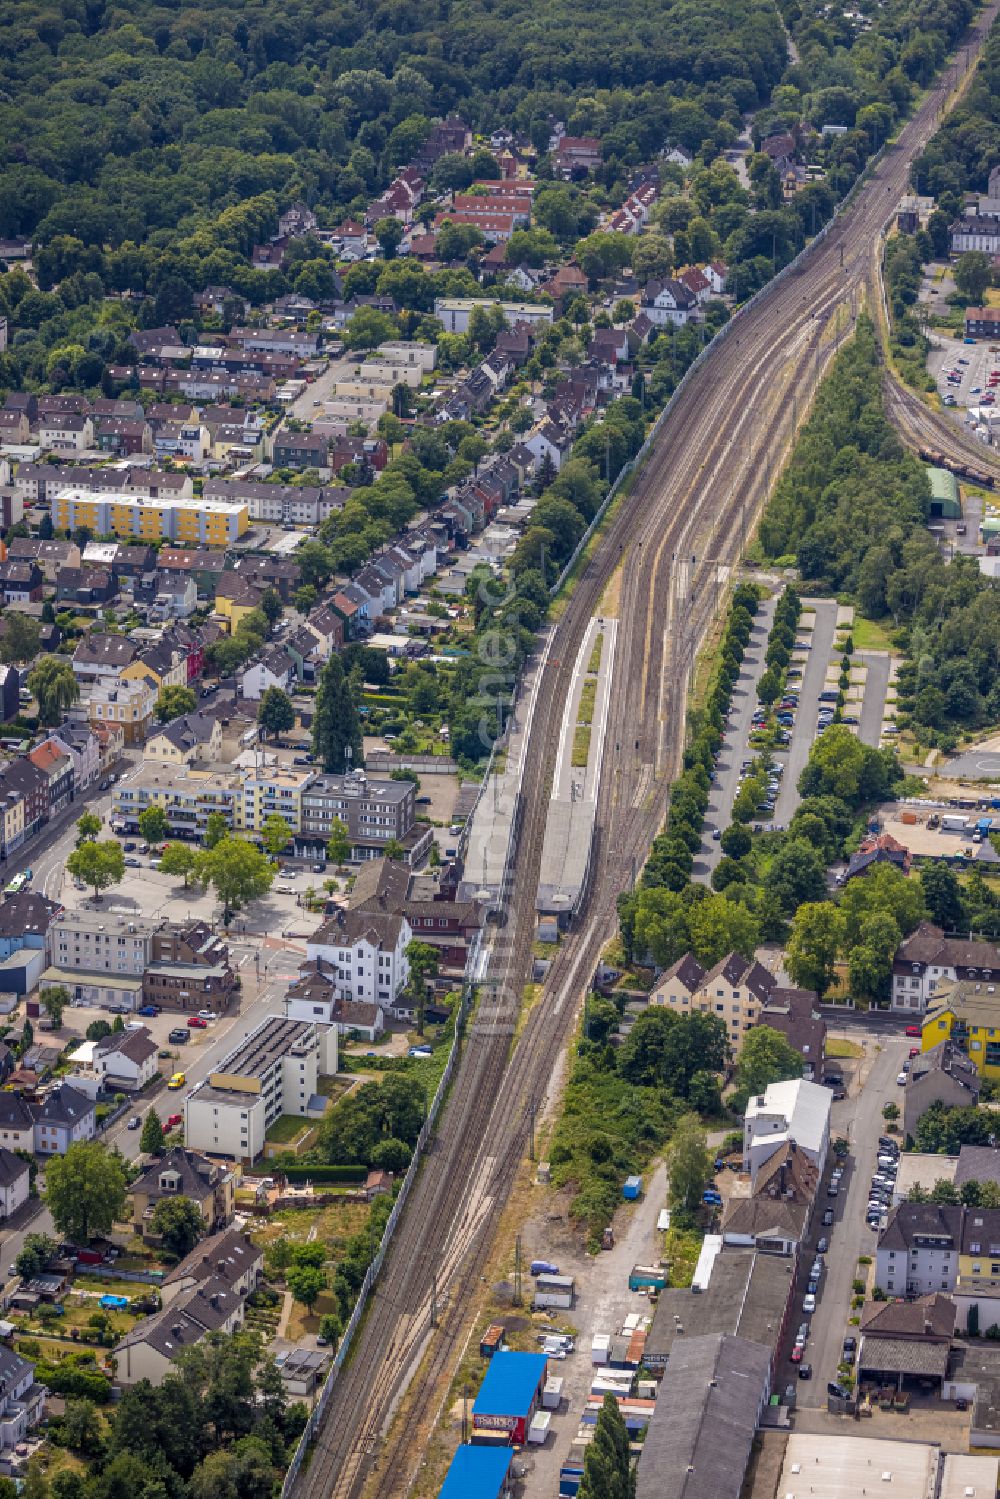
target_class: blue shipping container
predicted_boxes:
[623,1176,642,1200]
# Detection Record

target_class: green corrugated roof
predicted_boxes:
[927,466,959,503]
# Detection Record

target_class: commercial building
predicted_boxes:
[49,910,159,978]
[184,1014,337,1162]
[923,980,1000,1077]
[742,1078,830,1186]
[297,768,417,859]
[471,1351,548,1444]
[52,487,248,546]
[635,1333,770,1499]
[894,921,1000,1013]
[775,1435,992,1499]
[438,1447,512,1499]
[857,1293,954,1391]
[645,1245,796,1376]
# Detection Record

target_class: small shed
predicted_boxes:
[439,1444,513,1498]
[472,1351,549,1444]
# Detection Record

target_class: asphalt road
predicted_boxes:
[789,1033,909,1406]
[695,597,776,876]
[858,652,891,748]
[774,600,837,825]
[941,750,1000,781]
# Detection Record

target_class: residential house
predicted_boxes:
[116,1229,263,1385]
[650,950,776,1051]
[0,562,42,604]
[56,566,115,607]
[37,411,94,453]
[95,417,152,456]
[757,987,826,1080]
[304,606,345,661]
[158,548,228,599]
[845,831,912,883]
[525,420,571,473]
[283,961,385,1041]
[271,431,329,471]
[240,646,295,702]
[951,219,1000,256]
[904,1040,981,1138]
[128,1147,235,1239]
[641,277,697,327]
[554,136,602,176]
[0,1095,35,1153]
[743,1078,831,1186]
[47,723,100,790]
[80,1025,160,1094]
[305,905,412,1015]
[875,1203,962,1296]
[0,1149,30,1220]
[893,923,1000,1014]
[145,712,223,768]
[0,1345,45,1453]
[87,675,157,746]
[0,757,49,846]
[0,891,59,962]
[33,1082,96,1156]
[720,1141,817,1255]
[72,633,139,686]
[27,740,74,818]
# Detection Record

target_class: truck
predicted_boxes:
[941,814,969,833]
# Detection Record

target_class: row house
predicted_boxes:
[272,431,330,471]
[28,738,75,817]
[164,369,277,402]
[38,412,94,452]
[0,561,42,604]
[229,326,320,357]
[96,417,153,456]
[0,756,49,853]
[366,168,424,227]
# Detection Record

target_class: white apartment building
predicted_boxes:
[876,1203,962,1296]
[742,1078,831,1186]
[49,910,157,976]
[306,906,411,1012]
[184,1014,337,1162]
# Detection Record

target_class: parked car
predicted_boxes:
[803,1294,816,1313]
[817,1237,828,1254]
[822,1209,834,1227]
[197,1009,215,1021]
[790,1345,804,1363]
[137,1005,159,1017]
[127,1116,141,1130]
[167,1072,186,1090]
[905,1025,920,1037]
[187,1016,207,1028]
[166,1113,182,1129]
[168,1028,190,1044]
[896,1071,907,1086]
[798,1363,812,1380]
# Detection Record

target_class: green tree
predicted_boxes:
[45,1141,127,1244]
[919,861,965,932]
[260,814,292,857]
[75,811,102,844]
[61,1398,103,1455]
[203,812,229,850]
[384,838,405,861]
[731,1025,804,1112]
[686,894,760,967]
[313,654,363,773]
[882,1102,899,1126]
[15,1232,55,1279]
[765,838,828,916]
[138,806,170,845]
[720,823,752,860]
[140,1110,165,1155]
[405,939,439,1034]
[326,818,351,867]
[667,1112,712,1218]
[198,836,275,922]
[150,1196,204,1260]
[257,687,295,741]
[286,1262,326,1310]
[159,841,200,887]
[66,838,125,901]
[578,1393,632,1499]
[840,864,925,948]
[28,655,79,726]
[41,985,69,1029]
[954,250,992,303]
[0,613,40,664]
[786,902,846,996]
[154,685,197,723]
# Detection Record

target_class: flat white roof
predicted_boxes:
[746,1077,830,1154]
[939,1453,1000,1499]
[779,1434,935,1498]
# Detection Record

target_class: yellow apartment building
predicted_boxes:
[922,981,1000,1079]
[53,488,247,546]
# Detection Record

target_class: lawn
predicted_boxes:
[826,1037,863,1059]
[578,677,597,722]
[587,636,603,675]
[850,617,893,652]
[265,1114,313,1145]
[571,723,591,767]
[663,1228,703,1288]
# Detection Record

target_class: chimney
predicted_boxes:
[171,1323,182,1337]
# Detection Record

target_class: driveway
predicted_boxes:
[940,749,1000,781]
[774,600,838,825]
[786,1034,909,1407]
[695,597,776,876]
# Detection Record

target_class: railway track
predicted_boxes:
[882,369,1000,482]
[294,9,1000,1497]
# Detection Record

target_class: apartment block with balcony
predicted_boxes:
[296,769,415,860]
[184,1015,337,1162]
[53,488,247,546]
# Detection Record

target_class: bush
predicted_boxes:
[278,1164,368,1184]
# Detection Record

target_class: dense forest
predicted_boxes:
[760,315,1000,743]
[911,18,1000,205]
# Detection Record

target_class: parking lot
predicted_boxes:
[773,600,838,825]
[928,332,1000,413]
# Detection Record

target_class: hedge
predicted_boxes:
[280,1164,367,1184]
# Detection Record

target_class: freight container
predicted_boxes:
[900,811,917,825]
[623,1175,642,1200]
[543,1377,563,1409]
[560,1465,586,1497]
[977,818,993,835]
[942,814,969,832]
[592,1334,610,1365]
[528,1411,551,1444]
[480,1323,505,1359]
[628,1265,668,1292]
